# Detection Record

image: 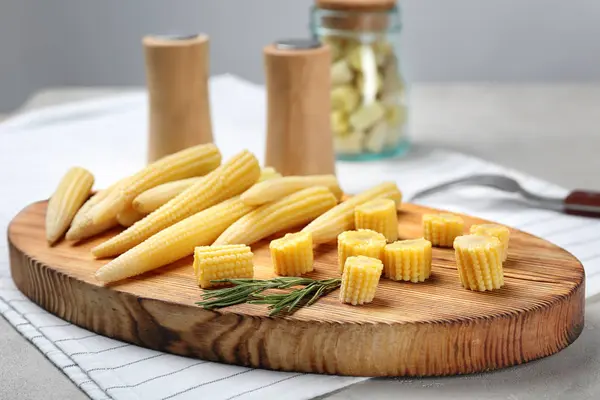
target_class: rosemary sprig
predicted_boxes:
[195,277,342,316]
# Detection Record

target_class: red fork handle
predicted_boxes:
[564,190,600,217]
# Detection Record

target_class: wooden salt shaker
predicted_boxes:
[264,39,336,176]
[143,34,213,163]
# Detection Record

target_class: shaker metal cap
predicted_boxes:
[274,38,322,50]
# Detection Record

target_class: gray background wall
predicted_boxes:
[1,0,600,112]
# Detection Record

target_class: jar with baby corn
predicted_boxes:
[310,0,409,160]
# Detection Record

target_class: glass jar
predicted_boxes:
[310,0,410,161]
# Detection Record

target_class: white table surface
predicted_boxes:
[1,84,600,400]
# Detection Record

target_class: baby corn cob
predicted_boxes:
[339,255,383,305]
[194,245,254,289]
[302,182,402,244]
[422,213,464,248]
[270,232,314,276]
[258,167,282,182]
[453,234,504,291]
[116,204,146,227]
[90,143,221,225]
[383,238,432,282]
[94,196,256,283]
[132,167,280,214]
[91,150,260,258]
[45,167,94,245]
[470,223,510,261]
[337,229,387,274]
[214,186,337,246]
[241,175,343,206]
[132,177,203,214]
[354,198,398,242]
[66,176,131,241]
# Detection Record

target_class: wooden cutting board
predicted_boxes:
[7,200,585,377]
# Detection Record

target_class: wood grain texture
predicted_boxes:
[264,42,336,177]
[143,34,213,163]
[8,200,585,377]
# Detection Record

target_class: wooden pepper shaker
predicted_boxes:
[264,39,336,176]
[143,34,214,163]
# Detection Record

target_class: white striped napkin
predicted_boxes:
[1,74,598,400]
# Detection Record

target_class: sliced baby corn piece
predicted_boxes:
[90,143,221,225]
[422,213,464,248]
[453,234,504,291]
[116,203,146,227]
[45,167,94,245]
[339,255,383,305]
[213,186,337,246]
[337,229,387,274]
[65,178,128,241]
[132,177,203,214]
[194,245,254,289]
[91,150,260,258]
[470,223,510,261]
[94,196,256,283]
[302,181,402,244]
[241,175,343,206]
[270,232,314,276]
[354,198,398,242]
[383,238,432,282]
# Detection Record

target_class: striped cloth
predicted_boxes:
[1,75,598,400]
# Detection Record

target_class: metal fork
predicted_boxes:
[409,174,600,217]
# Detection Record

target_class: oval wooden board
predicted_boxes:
[8,200,585,377]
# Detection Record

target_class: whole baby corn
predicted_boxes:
[383,238,432,282]
[470,223,510,261]
[453,234,504,291]
[132,177,203,214]
[116,204,146,227]
[270,232,314,276]
[422,213,464,248]
[132,167,280,214]
[194,245,254,289]
[90,143,221,224]
[214,186,337,246]
[241,175,343,206]
[94,196,256,283]
[45,167,94,245]
[337,229,387,274]
[66,177,130,241]
[302,182,402,244]
[339,255,384,305]
[354,198,398,242]
[91,150,260,258]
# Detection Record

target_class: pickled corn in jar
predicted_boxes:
[310,0,409,160]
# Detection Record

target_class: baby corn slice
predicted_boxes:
[339,255,383,305]
[258,167,282,182]
[422,213,464,248]
[132,177,203,214]
[94,197,256,283]
[91,143,221,224]
[91,150,260,258]
[470,223,510,261]
[302,182,402,244]
[213,186,337,246]
[194,245,254,289]
[354,198,398,242]
[241,175,343,206]
[337,229,387,274]
[383,238,432,282]
[45,167,94,245]
[116,204,146,227]
[270,232,314,276]
[453,234,504,291]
